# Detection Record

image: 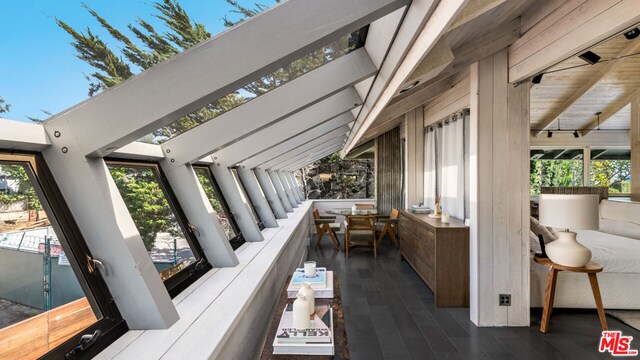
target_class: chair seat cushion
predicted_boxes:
[329,223,341,231]
[349,230,374,241]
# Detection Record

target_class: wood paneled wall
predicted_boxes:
[376,127,403,215]
[632,95,640,201]
[424,74,471,126]
[404,109,424,207]
[469,48,530,327]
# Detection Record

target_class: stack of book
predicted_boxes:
[411,205,430,214]
[287,267,334,298]
[272,304,334,355]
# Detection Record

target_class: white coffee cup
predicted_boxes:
[441,213,450,223]
[304,261,316,278]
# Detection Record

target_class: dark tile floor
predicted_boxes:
[307,236,640,360]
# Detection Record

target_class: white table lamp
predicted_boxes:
[538,194,599,267]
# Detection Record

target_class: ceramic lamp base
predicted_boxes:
[546,231,592,267]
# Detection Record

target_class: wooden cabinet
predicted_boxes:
[399,210,469,307]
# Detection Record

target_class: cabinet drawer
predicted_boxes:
[415,225,436,249]
[414,256,435,290]
[415,239,434,267]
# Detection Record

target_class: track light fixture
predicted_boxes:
[578,51,601,65]
[625,27,640,40]
[399,81,420,94]
[532,73,543,84]
[547,131,553,138]
[573,130,580,138]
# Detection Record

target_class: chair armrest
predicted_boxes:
[319,215,337,220]
[315,219,334,224]
[378,218,399,224]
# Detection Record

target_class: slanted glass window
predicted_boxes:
[590,149,631,195]
[530,149,584,194]
[193,166,245,250]
[105,160,209,296]
[230,168,264,230]
[141,28,368,144]
[0,153,125,359]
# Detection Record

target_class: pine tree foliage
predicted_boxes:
[0,97,9,114]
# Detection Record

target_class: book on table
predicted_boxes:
[273,304,334,355]
[291,267,327,285]
[288,271,334,298]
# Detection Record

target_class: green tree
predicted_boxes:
[590,160,631,193]
[0,97,9,114]
[0,164,44,213]
[108,165,180,250]
[530,159,583,195]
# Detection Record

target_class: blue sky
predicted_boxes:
[0,0,277,123]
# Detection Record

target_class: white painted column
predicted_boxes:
[632,95,640,201]
[282,171,302,204]
[583,146,591,186]
[255,167,288,218]
[160,162,239,266]
[41,144,178,329]
[469,48,530,327]
[277,170,298,208]
[287,171,305,200]
[237,166,278,228]
[209,164,264,241]
[269,170,294,212]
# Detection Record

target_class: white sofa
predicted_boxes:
[531,200,640,309]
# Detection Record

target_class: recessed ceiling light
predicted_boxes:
[532,73,543,84]
[399,81,419,94]
[578,51,601,65]
[624,27,640,40]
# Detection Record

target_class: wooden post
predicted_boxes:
[583,146,591,186]
[632,96,640,201]
[469,48,530,327]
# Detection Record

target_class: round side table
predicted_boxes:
[534,255,608,333]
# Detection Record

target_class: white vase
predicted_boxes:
[546,231,592,267]
[299,282,315,316]
[292,293,309,330]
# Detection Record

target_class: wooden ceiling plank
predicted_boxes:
[533,36,640,137]
[580,88,640,136]
[449,0,508,31]
[404,40,455,86]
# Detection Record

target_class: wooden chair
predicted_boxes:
[345,215,376,257]
[376,208,400,248]
[354,203,375,209]
[313,209,340,250]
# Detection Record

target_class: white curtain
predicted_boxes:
[423,128,436,208]
[439,114,465,220]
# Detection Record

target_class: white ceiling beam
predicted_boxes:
[240,115,354,168]
[112,142,165,161]
[531,130,630,147]
[345,0,469,153]
[160,48,376,169]
[0,119,50,151]
[213,88,361,165]
[267,136,347,171]
[260,129,349,170]
[508,0,640,84]
[284,146,343,171]
[448,0,507,31]
[580,88,640,137]
[533,37,640,137]
[44,0,408,158]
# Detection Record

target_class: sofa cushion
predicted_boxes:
[530,216,558,244]
[600,200,640,225]
[530,230,541,254]
[598,200,640,240]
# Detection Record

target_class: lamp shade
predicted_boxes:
[539,194,599,230]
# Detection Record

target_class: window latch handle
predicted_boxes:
[64,330,101,359]
[88,258,108,276]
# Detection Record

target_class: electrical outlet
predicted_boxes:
[499,294,511,306]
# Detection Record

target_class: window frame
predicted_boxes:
[230,167,265,230]
[104,158,211,297]
[0,151,127,359]
[192,165,245,250]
